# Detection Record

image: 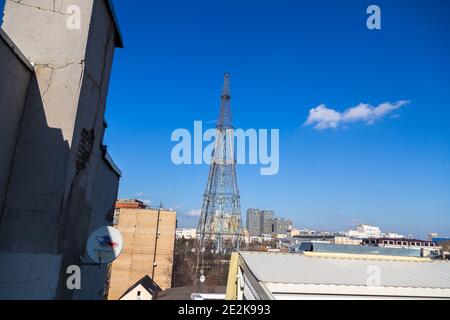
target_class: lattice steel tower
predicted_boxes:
[196,73,242,255]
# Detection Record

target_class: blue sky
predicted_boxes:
[2,0,449,238]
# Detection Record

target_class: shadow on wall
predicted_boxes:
[0,71,73,299]
[0,49,119,301]
[0,69,108,299]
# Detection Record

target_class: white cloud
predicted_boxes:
[304,104,342,130]
[304,100,409,130]
[185,209,202,218]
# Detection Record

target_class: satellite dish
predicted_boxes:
[86,226,123,264]
[199,275,206,283]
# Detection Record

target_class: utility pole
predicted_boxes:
[152,201,163,280]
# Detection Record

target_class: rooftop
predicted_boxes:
[290,242,423,257]
[240,251,450,290]
[119,275,161,299]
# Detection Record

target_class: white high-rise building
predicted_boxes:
[347,224,382,239]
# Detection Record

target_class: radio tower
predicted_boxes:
[195,73,242,287]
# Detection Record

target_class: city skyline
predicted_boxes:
[1,0,449,303]
[1,0,446,238]
[101,0,449,239]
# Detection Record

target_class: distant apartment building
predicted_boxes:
[363,238,440,258]
[347,224,382,239]
[261,210,275,234]
[116,199,148,209]
[249,234,274,244]
[269,218,293,235]
[246,209,262,236]
[176,228,197,240]
[288,229,301,237]
[364,237,438,249]
[107,200,177,300]
[366,238,436,247]
[334,236,363,246]
[384,232,405,239]
[246,209,275,236]
[280,235,362,248]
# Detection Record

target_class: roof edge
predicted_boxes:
[105,0,124,48]
[101,145,122,177]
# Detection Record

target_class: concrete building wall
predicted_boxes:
[0,30,32,215]
[246,209,276,236]
[0,0,122,300]
[71,152,120,300]
[270,218,293,235]
[108,208,177,300]
[246,209,261,237]
[261,210,275,235]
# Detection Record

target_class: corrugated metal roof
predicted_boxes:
[240,252,450,289]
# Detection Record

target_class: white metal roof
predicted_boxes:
[240,252,450,289]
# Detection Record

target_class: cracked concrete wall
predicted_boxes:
[0,0,121,300]
[0,35,32,219]
[56,0,120,300]
[2,0,94,144]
